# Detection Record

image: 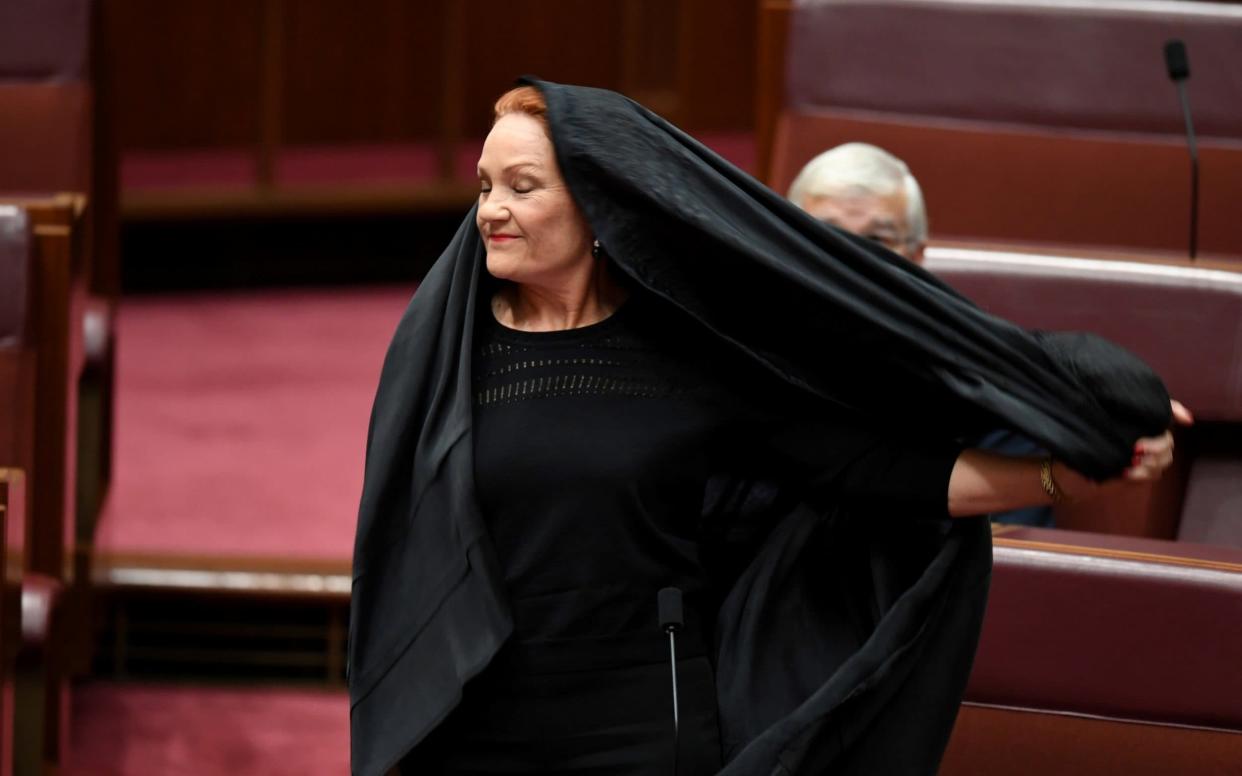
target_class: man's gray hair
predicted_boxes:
[787,142,928,247]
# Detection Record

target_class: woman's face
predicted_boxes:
[476,113,594,286]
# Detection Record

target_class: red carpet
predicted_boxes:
[66,682,348,776]
[95,286,414,561]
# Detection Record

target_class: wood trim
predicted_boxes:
[959,701,1242,736]
[927,240,1242,273]
[93,551,350,574]
[942,702,1242,776]
[92,551,350,598]
[29,206,80,581]
[993,537,1242,574]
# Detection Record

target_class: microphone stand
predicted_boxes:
[1175,78,1199,262]
[1164,39,1199,261]
[658,587,683,776]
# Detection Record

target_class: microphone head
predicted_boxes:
[658,587,684,631]
[1164,39,1190,81]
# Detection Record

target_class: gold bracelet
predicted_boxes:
[1039,456,1065,504]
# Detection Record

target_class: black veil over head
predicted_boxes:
[526,76,1168,476]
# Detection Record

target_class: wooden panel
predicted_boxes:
[620,0,681,116]
[107,0,756,153]
[755,0,791,183]
[942,704,1242,776]
[772,111,1242,258]
[107,0,263,149]
[281,0,445,144]
[461,0,628,137]
[680,0,757,131]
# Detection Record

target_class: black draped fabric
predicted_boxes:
[348,79,1171,776]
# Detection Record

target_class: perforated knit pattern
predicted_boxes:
[473,308,688,408]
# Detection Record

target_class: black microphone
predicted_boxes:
[658,587,684,775]
[1163,39,1199,261]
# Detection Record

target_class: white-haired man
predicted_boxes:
[788,142,928,264]
[789,142,1052,526]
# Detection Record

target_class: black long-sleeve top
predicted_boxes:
[472,291,960,659]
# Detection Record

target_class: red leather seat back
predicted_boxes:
[926,248,1242,543]
[970,528,1242,728]
[925,249,1242,421]
[785,0,1242,138]
[0,0,91,79]
[774,0,1242,257]
[942,527,1242,775]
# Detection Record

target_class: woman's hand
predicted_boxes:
[1051,399,1194,501]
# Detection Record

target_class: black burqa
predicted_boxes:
[348,79,1170,776]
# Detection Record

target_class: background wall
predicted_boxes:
[105,0,758,154]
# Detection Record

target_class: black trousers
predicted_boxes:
[399,655,723,775]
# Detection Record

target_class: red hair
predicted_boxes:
[493,86,549,135]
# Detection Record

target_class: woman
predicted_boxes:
[350,81,1184,776]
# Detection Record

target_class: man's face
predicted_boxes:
[801,191,924,263]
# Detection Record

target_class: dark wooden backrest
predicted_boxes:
[926,246,1242,542]
[760,0,1242,258]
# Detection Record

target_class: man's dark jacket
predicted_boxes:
[348,80,1170,775]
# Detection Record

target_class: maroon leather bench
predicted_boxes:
[941,527,1242,775]
[761,0,1242,258]
[926,247,1242,545]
